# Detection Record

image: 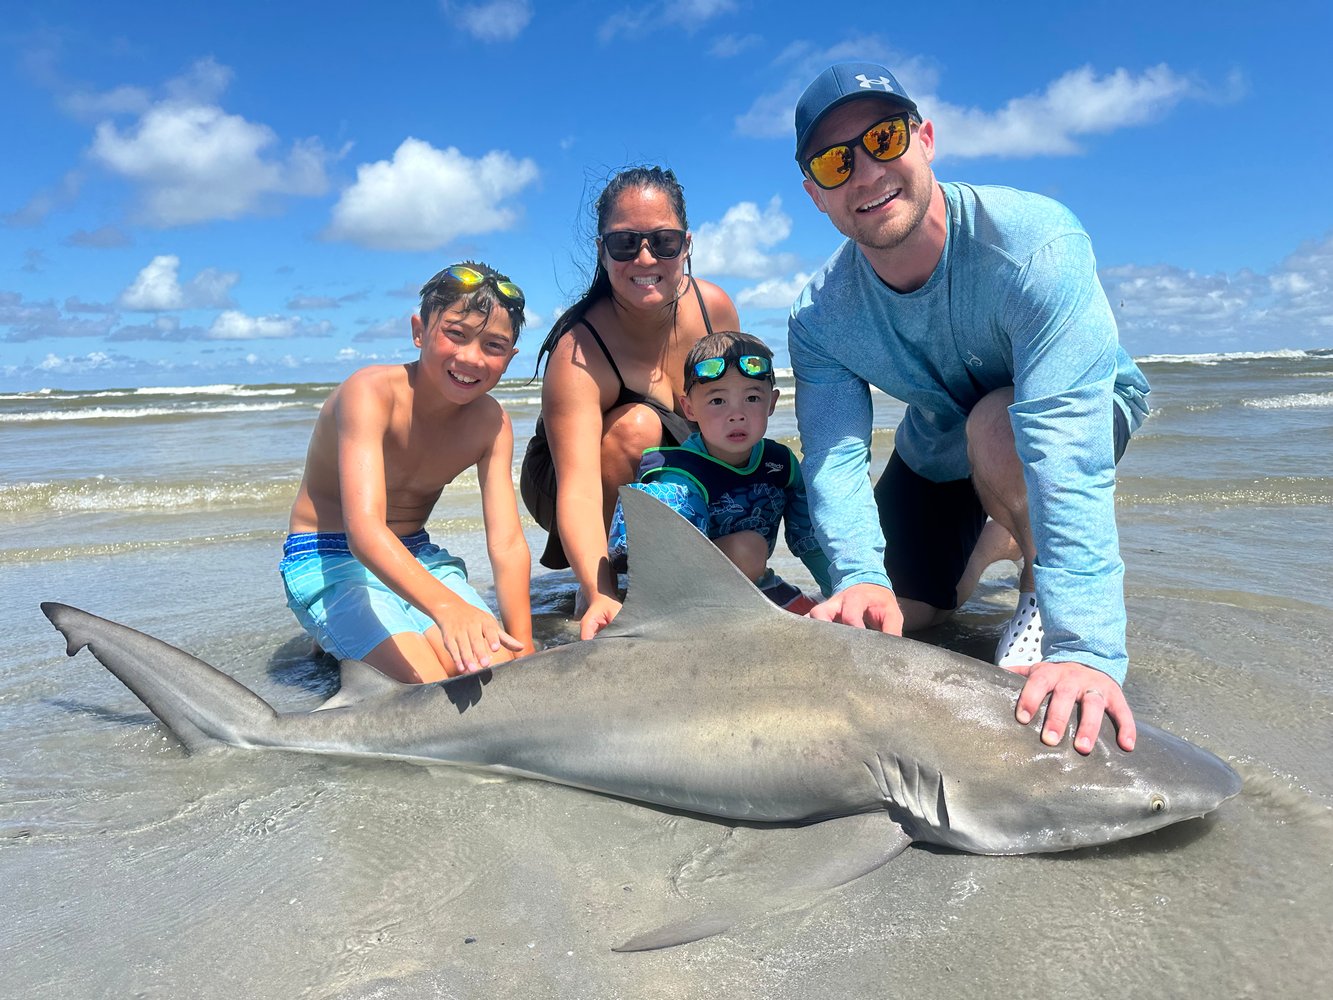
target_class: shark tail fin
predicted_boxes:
[41,602,279,753]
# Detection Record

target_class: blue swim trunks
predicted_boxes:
[279,530,490,661]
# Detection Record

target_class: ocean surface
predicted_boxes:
[2,350,1331,998]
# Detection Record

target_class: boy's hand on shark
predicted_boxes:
[436,606,511,674]
[579,594,622,640]
[1010,661,1137,754]
[809,584,903,634]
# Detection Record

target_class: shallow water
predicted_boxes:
[2,352,1331,997]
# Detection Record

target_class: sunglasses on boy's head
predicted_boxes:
[423,264,525,308]
[687,354,774,389]
[800,113,917,191]
[600,228,688,262]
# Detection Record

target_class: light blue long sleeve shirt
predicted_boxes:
[788,182,1150,682]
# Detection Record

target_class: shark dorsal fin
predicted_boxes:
[316,659,412,710]
[603,486,789,636]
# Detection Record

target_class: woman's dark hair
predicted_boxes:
[531,166,688,378]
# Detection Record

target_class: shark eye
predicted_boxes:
[1150,794,1167,813]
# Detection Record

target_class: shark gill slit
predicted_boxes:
[868,751,892,802]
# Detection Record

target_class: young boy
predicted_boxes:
[608,330,832,613]
[280,262,534,683]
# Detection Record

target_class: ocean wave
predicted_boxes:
[1117,479,1333,507]
[0,529,283,566]
[0,477,298,514]
[1136,348,1316,366]
[1243,392,1333,410]
[489,393,544,407]
[0,401,303,423]
[133,384,299,397]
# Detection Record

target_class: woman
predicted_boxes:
[521,166,740,639]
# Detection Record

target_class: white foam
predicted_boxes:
[133,384,297,397]
[1137,348,1313,366]
[0,401,299,423]
[1242,392,1333,410]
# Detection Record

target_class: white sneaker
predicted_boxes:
[995,592,1044,668]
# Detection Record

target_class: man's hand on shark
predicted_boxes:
[1010,660,1138,754]
[808,583,902,632]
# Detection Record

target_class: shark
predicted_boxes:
[42,487,1241,950]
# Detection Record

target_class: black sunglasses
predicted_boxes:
[600,228,688,262]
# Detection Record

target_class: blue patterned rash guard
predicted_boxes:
[608,432,833,597]
[788,182,1151,683]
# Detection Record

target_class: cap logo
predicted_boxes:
[855,73,897,92]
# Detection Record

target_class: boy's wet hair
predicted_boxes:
[418,260,527,340]
[684,330,776,390]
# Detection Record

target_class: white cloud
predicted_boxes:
[324,138,539,252]
[441,1,533,42]
[710,33,761,58]
[1103,231,1333,351]
[86,59,330,226]
[64,297,116,314]
[0,291,117,341]
[734,39,923,140]
[355,315,413,341]
[37,351,117,373]
[3,170,83,226]
[118,255,238,311]
[207,311,333,341]
[932,65,1200,159]
[60,85,151,120]
[600,0,737,42]
[64,225,132,249]
[734,41,1205,161]
[162,56,232,103]
[735,272,813,310]
[108,316,203,342]
[691,197,798,279]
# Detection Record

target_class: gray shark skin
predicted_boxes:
[42,488,1241,950]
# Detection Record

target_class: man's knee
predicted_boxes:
[965,387,1015,449]
[898,596,953,633]
[966,387,1023,487]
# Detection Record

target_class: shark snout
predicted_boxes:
[1166,747,1243,819]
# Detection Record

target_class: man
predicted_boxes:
[788,61,1151,755]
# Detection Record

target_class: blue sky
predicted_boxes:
[3,0,1331,390]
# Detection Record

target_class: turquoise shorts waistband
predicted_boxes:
[282,529,431,558]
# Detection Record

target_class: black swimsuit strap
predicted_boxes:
[577,318,628,388]
[582,279,713,379]
[690,276,716,337]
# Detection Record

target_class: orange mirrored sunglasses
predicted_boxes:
[801,114,915,190]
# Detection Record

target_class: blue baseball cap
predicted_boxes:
[794,62,920,159]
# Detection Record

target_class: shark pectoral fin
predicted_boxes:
[612,915,734,953]
[612,811,913,952]
[315,660,411,711]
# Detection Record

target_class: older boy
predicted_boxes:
[609,331,831,611]
[281,262,534,683]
